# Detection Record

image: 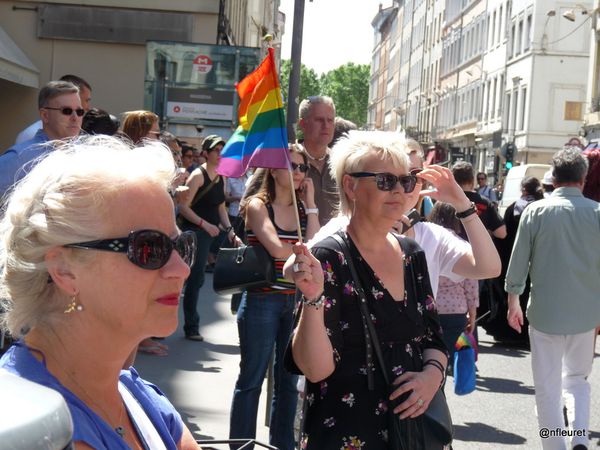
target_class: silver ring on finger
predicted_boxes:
[416,398,424,408]
[292,262,301,273]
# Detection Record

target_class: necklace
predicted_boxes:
[41,343,127,439]
[305,151,327,162]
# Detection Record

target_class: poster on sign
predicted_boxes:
[193,55,213,74]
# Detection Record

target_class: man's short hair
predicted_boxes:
[160,131,178,145]
[38,81,79,109]
[59,74,92,92]
[552,148,588,185]
[298,95,336,121]
[452,161,475,186]
[477,171,487,179]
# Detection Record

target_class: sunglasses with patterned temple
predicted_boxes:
[349,172,418,193]
[64,229,197,270]
[41,107,85,117]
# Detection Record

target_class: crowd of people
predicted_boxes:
[0,74,599,450]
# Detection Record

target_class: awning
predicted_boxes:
[0,26,39,89]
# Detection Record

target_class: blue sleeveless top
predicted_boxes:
[0,341,183,449]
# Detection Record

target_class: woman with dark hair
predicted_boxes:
[178,135,242,341]
[489,176,543,344]
[229,145,319,450]
[583,147,600,202]
[428,202,479,367]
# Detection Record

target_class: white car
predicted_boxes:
[498,164,551,217]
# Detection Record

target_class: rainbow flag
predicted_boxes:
[217,48,290,177]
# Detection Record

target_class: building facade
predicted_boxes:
[369,0,591,182]
[0,0,283,151]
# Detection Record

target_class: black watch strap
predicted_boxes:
[456,202,477,219]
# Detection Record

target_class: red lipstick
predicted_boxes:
[156,294,179,306]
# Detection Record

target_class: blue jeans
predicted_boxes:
[229,292,298,450]
[182,226,213,336]
[439,313,467,365]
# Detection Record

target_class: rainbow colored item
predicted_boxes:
[455,331,478,360]
[217,47,290,177]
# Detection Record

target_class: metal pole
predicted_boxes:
[286,0,306,143]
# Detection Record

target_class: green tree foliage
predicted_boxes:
[279,59,321,110]
[278,60,370,129]
[320,63,370,128]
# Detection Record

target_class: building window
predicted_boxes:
[519,87,527,130]
[564,101,583,120]
[525,14,532,51]
[490,77,497,120]
[504,92,510,130]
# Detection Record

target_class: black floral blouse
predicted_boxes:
[298,232,448,450]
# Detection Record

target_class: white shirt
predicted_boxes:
[308,216,471,296]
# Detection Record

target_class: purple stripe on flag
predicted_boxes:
[218,148,291,178]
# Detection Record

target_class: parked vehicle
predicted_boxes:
[498,164,550,216]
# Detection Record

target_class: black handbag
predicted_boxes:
[212,244,276,295]
[331,233,453,450]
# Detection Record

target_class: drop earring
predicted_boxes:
[64,292,83,314]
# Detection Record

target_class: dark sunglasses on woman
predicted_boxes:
[65,229,197,270]
[349,172,418,193]
[291,162,309,173]
[41,107,86,117]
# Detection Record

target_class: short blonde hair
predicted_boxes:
[0,136,176,337]
[329,131,411,216]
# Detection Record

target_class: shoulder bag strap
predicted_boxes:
[189,168,220,210]
[331,233,391,389]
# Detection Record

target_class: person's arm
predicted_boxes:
[217,202,241,246]
[492,224,507,239]
[505,212,533,333]
[417,165,501,279]
[290,244,338,382]
[451,212,501,279]
[300,177,319,241]
[177,424,201,449]
[178,169,219,237]
[246,198,294,259]
[463,278,479,333]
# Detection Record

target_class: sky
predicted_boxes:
[279,0,388,75]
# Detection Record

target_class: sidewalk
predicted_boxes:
[134,274,600,448]
[135,274,270,444]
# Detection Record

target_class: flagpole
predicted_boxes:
[288,169,303,244]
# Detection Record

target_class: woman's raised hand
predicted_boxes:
[417,165,471,210]
[299,178,316,207]
[291,243,324,299]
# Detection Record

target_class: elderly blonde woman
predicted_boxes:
[0,137,201,450]
[288,131,451,450]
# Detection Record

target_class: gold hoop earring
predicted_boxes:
[64,292,83,314]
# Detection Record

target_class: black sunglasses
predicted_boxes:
[65,229,197,270]
[42,106,85,117]
[291,162,309,173]
[349,172,418,193]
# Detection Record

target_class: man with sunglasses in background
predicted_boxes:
[476,171,498,203]
[0,81,83,195]
[297,95,338,226]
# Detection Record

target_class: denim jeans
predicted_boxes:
[439,313,467,365]
[229,292,298,450]
[182,226,213,336]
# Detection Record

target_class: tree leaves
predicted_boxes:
[279,60,370,128]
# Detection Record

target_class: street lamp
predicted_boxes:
[563,4,591,21]
[541,10,556,51]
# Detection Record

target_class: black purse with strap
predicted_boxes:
[331,232,453,450]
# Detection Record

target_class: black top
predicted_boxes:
[462,191,504,237]
[184,166,225,227]
[293,231,447,450]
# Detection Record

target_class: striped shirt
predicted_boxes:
[246,201,307,294]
